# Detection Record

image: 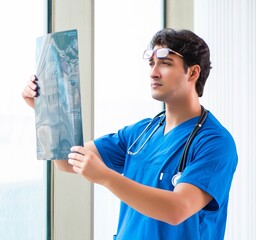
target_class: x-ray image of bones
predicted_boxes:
[35,29,83,160]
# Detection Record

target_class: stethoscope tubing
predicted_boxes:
[127,111,165,155]
[178,106,208,172]
[127,106,208,186]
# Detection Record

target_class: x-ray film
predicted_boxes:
[34,29,83,160]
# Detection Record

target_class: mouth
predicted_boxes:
[151,82,163,88]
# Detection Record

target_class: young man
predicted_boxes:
[22,28,238,240]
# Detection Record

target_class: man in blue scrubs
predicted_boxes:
[23,28,238,240]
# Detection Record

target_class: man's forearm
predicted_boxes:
[53,160,75,173]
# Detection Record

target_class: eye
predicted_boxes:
[149,61,155,67]
[162,60,171,65]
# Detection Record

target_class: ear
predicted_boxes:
[189,65,201,82]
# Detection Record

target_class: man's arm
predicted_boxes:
[68,145,213,225]
[103,172,213,225]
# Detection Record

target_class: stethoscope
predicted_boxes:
[127,106,208,187]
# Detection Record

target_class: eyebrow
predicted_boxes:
[162,57,175,61]
[149,57,175,62]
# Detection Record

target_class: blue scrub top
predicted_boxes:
[94,111,238,240]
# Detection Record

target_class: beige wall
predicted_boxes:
[166,0,194,30]
[51,0,94,239]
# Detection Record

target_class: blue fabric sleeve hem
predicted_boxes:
[94,139,118,172]
[178,180,219,211]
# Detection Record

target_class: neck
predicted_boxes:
[163,101,202,134]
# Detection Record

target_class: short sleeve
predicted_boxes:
[178,127,238,211]
[94,118,153,174]
[94,130,127,174]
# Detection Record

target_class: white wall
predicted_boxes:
[194,0,256,239]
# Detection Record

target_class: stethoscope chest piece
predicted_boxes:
[172,172,182,187]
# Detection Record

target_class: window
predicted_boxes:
[94,1,163,239]
[0,0,47,239]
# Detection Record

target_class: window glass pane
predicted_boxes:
[94,1,162,239]
[0,1,47,239]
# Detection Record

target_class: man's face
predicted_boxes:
[147,46,193,104]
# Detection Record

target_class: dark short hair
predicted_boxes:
[149,28,212,97]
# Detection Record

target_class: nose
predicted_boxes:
[150,64,161,79]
